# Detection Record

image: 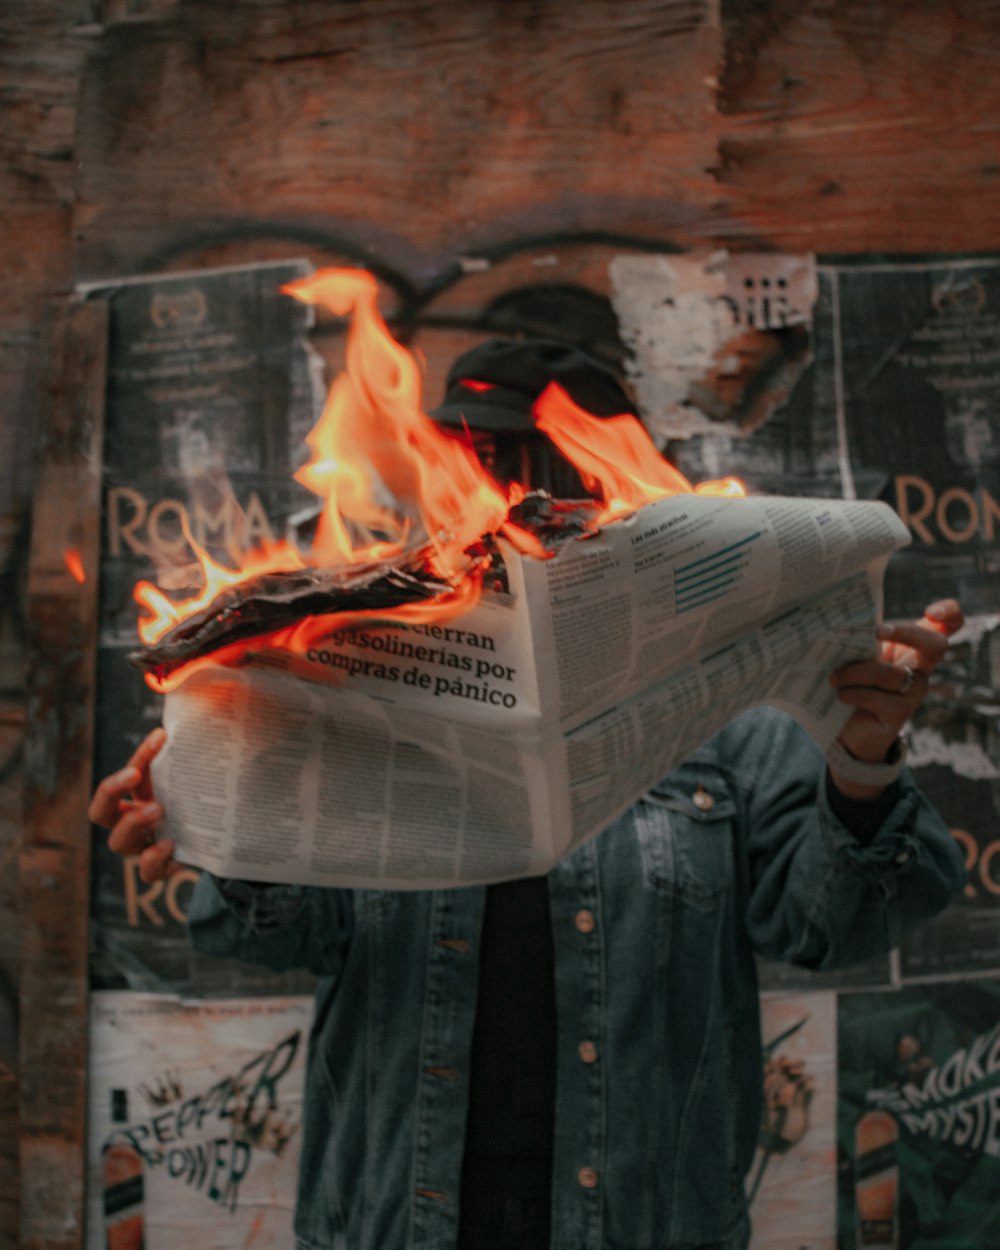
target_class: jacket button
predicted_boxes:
[578,1167,599,1189]
[578,1040,598,1064]
[693,786,714,812]
[574,909,596,934]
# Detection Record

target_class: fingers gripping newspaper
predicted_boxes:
[153,494,910,889]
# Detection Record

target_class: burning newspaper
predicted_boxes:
[137,269,910,889]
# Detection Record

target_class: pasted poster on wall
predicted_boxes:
[662,252,1000,992]
[87,992,313,1250]
[83,259,321,996]
[815,257,1000,982]
[749,991,837,1250]
[820,257,1000,619]
[837,978,1000,1249]
[897,755,1000,982]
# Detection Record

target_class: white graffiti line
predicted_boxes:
[908,727,999,780]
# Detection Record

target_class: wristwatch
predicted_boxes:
[826,733,909,787]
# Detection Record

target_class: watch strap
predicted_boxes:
[826,734,909,788]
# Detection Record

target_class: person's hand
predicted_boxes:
[88,727,180,883]
[829,598,963,797]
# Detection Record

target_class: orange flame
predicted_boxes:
[144,576,484,695]
[534,382,745,522]
[136,270,513,691]
[64,549,86,584]
[135,541,306,648]
[283,269,509,578]
[134,268,745,693]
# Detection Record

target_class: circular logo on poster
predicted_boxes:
[931,275,986,316]
[151,287,208,330]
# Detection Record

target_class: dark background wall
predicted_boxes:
[3,2,1000,1245]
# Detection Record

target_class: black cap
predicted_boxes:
[431,338,637,433]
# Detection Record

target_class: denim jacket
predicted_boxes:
[187,707,966,1250]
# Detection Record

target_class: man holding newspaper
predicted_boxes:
[92,340,966,1250]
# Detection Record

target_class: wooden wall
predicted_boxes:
[3,1,1000,1244]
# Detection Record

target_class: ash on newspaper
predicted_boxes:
[129,497,597,685]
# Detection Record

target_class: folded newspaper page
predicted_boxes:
[152,493,911,889]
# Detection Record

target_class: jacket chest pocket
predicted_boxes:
[636,782,736,912]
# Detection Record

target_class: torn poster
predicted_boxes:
[838,979,1000,1249]
[609,251,817,444]
[85,259,323,997]
[816,255,1000,618]
[748,992,837,1250]
[86,992,312,1249]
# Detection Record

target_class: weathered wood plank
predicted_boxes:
[20,298,107,1250]
[0,2,92,518]
[0,5,97,1236]
[716,0,1000,250]
[72,0,721,278]
[0,510,29,1248]
[72,0,1000,276]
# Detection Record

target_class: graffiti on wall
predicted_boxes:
[87,993,311,1250]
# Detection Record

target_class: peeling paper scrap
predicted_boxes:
[908,729,1000,781]
[610,251,817,443]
